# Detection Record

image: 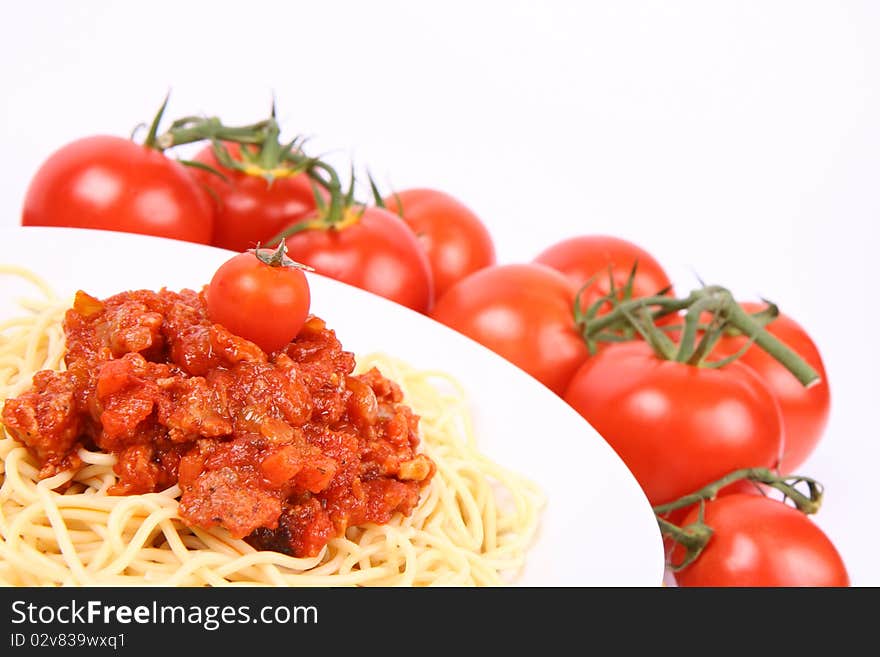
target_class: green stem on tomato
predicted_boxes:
[720,298,819,387]
[657,514,714,571]
[676,296,719,363]
[142,92,171,150]
[154,108,347,226]
[254,239,289,267]
[251,239,314,271]
[654,467,824,570]
[155,118,273,150]
[259,118,283,172]
[580,285,820,387]
[621,304,677,360]
[653,467,824,516]
[583,290,705,337]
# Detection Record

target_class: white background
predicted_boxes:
[2,1,878,584]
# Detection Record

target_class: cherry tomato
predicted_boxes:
[190,143,321,252]
[563,341,783,505]
[674,494,849,587]
[534,235,673,314]
[205,246,311,353]
[22,135,213,244]
[383,188,495,299]
[431,264,589,395]
[712,303,830,473]
[284,206,433,313]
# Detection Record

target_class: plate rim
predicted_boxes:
[0,225,665,586]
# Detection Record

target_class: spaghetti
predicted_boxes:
[0,266,544,586]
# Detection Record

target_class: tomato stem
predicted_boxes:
[657,514,714,571]
[251,240,314,271]
[655,467,824,570]
[676,296,719,363]
[653,467,823,516]
[367,171,386,209]
[579,284,820,387]
[583,291,699,336]
[259,115,283,173]
[265,162,357,246]
[142,92,171,150]
[654,303,779,337]
[156,117,273,150]
[144,100,349,232]
[722,299,820,386]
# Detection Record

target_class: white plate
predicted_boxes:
[0,226,664,586]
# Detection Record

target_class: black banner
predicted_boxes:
[0,586,858,651]
[0,586,640,650]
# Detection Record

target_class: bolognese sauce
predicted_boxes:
[1,288,435,558]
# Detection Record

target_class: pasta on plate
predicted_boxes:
[0,265,543,586]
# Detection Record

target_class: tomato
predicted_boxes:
[284,206,434,313]
[190,143,321,252]
[712,303,830,473]
[563,341,783,505]
[205,245,311,353]
[382,188,495,299]
[431,264,589,395]
[673,494,849,586]
[22,135,213,243]
[534,235,673,314]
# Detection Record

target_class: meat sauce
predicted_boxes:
[1,288,435,558]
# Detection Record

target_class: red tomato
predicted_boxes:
[712,303,830,473]
[431,264,589,395]
[674,494,849,586]
[534,235,673,314]
[284,206,434,313]
[383,189,495,299]
[190,143,321,252]
[205,246,311,353]
[563,341,783,505]
[22,135,213,244]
